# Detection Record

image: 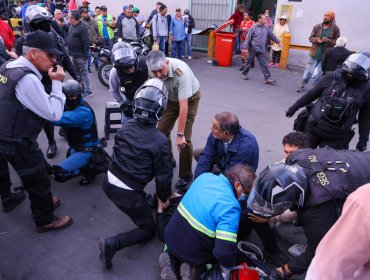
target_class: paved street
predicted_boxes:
[0,52,358,280]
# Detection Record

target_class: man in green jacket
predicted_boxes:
[96,6,116,49]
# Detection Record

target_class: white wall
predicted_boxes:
[81,0,189,21]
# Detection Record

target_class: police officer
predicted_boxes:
[286,51,370,151]
[16,5,79,158]
[52,80,101,186]
[99,79,173,270]
[146,50,201,190]
[248,147,370,279]
[109,41,148,124]
[0,30,72,232]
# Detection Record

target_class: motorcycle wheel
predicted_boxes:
[98,62,113,88]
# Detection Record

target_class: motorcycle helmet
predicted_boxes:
[25,5,53,32]
[341,51,370,85]
[111,41,139,73]
[62,80,83,109]
[247,163,307,217]
[133,78,168,124]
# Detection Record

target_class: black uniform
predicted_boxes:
[102,118,172,249]
[285,147,370,274]
[288,70,370,150]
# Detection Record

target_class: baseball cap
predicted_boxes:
[82,0,90,4]
[132,7,139,13]
[100,5,107,11]
[80,7,88,14]
[24,30,63,56]
[123,5,128,11]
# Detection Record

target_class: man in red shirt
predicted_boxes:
[0,19,15,51]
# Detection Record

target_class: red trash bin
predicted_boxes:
[213,19,236,67]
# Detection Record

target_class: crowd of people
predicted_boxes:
[1,2,370,280]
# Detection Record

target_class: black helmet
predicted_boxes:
[62,80,83,109]
[111,41,138,73]
[341,51,370,85]
[25,5,53,32]
[133,78,168,124]
[247,163,307,217]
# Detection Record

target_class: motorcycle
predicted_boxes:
[90,43,112,88]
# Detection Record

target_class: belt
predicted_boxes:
[107,171,133,191]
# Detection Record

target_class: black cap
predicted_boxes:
[80,7,88,14]
[100,5,107,11]
[24,30,63,56]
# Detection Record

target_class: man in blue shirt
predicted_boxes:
[194,112,259,180]
[170,8,185,59]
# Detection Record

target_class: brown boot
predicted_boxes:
[36,216,73,233]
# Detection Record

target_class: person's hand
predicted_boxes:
[268,269,284,280]
[48,65,65,81]
[170,34,174,42]
[6,50,18,59]
[158,198,170,212]
[153,36,157,42]
[321,37,329,43]
[165,36,169,42]
[286,106,297,118]
[356,140,367,152]
[176,136,187,152]
[317,38,323,44]
[248,213,271,223]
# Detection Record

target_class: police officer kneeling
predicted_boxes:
[99,79,173,270]
[286,51,370,151]
[52,80,102,185]
[248,147,370,279]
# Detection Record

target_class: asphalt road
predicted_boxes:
[0,53,358,280]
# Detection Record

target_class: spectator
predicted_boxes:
[117,7,139,42]
[0,19,15,51]
[80,8,100,72]
[263,8,273,28]
[116,5,128,39]
[0,36,17,65]
[80,0,93,17]
[133,7,145,33]
[193,112,259,178]
[146,1,162,24]
[170,8,185,59]
[67,10,92,97]
[152,4,168,54]
[54,9,69,42]
[321,36,351,74]
[241,14,280,84]
[296,11,340,92]
[239,11,254,70]
[269,15,289,67]
[96,6,115,49]
[183,9,195,60]
[94,6,101,18]
[229,4,244,54]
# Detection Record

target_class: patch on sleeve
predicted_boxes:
[174,68,183,77]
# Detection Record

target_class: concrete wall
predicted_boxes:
[80,0,189,21]
[276,0,370,67]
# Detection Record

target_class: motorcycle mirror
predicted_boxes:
[117,38,122,42]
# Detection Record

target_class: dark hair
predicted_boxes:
[214,112,240,134]
[226,164,256,192]
[69,10,80,20]
[95,6,101,10]
[282,132,310,148]
[257,14,264,20]
[263,8,269,13]
[156,2,163,6]
[159,4,167,12]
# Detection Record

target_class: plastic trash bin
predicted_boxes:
[214,32,236,67]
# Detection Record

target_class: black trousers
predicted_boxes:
[102,175,156,249]
[0,139,55,226]
[43,122,55,145]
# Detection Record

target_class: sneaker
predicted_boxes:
[159,252,177,280]
[288,243,306,257]
[239,65,245,71]
[2,190,26,212]
[296,85,304,93]
[268,62,275,66]
[36,215,73,233]
[46,143,57,159]
[180,262,192,280]
[188,56,192,60]
[241,74,249,80]
[82,92,94,98]
[265,78,276,84]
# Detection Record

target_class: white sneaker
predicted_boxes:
[188,56,192,60]
[288,243,306,257]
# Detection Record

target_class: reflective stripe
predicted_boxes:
[178,203,216,238]
[216,230,237,243]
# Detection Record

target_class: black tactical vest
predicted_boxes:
[0,64,46,142]
[65,101,98,148]
[287,147,370,208]
[118,57,148,100]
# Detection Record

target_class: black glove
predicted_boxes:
[120,103,134,117]
[286,106,297,118]
[356,140,367,152]
[269,269,284,280]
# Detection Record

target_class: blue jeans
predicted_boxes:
[88,49,99,70]
[101,38,113,49]
[59,149,92,176]
[185,34,192,57]
[171,40,184,59]
[72,57,91,94]
[234,31,240,54]
[157,36,166,53]
[299,56,322,87]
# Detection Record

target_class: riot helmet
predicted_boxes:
[341,51,370,85]
[25,5,53,32]
[133,78,168,124]
[62,80,83,109]
[247,163,307,217]
[111,41,139,74]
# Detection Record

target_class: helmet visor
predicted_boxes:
[113,47,136,62]
[345,53,370,73]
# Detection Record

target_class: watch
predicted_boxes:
[177,133,184,138]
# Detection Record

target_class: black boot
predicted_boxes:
[46,142,57,159]
[99,237,119,269]
[79,174,95,186]
[2,190,26,212]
